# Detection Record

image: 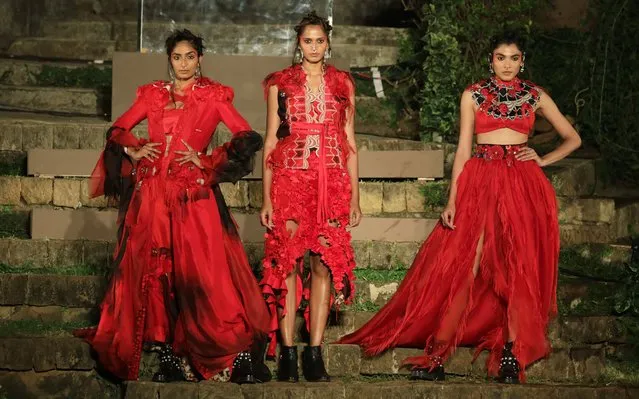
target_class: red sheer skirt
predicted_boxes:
[260,153,356,357]
[338,144,559,382]
[76,168,270,380]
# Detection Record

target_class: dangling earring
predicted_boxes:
[296,47,303,64]
[168,62,176,82]
[324,48,331,60]
[520,64,525,73]
[195,63,202,79]
[489,64,494,74]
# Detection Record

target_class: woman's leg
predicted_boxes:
[308,255,331,346]
[279,270,299,346]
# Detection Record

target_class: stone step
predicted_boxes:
[7,38,397,67]
[0,335,609,383]
[1,177,446,217]
[123,381,637,399]
[39,21,407,47]
[0,85,106,116]
[0,58,110,87]
[0,270,628,320]
[0,111,446,152]
[545,158,597,197]
[0,370,119,399]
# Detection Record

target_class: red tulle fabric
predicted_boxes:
[76,77,269,380]
[338,145,559,382]
[259,65,357,357]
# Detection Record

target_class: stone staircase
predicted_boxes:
[1,21,639,399]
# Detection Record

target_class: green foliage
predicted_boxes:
[354,268,408,283]
[0,319,91,338]
[0,263,110,276]
[613,238,639,315]
[419,181,449,209]
[0,151,27,176]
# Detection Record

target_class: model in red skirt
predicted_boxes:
[76,30,270,384]
[259,12,362,382]
[339,31,582,383]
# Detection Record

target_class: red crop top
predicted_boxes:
[468,77,542,135]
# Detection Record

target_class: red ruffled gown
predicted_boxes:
[259,64,357,357]
[76,78,270,380]
[339,77,559,382]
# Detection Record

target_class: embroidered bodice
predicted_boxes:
[468,77,542,135]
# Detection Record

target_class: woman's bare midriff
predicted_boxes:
[475,128,529,145]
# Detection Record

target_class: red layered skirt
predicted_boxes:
[338,144,559,381]
[77,159,270,380]
[260,122,356,357]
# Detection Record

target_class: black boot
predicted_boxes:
[251,337,272,383]
[230,351,256,384]
[277,346,299,382]
[409,355,445,381]
[498,341,520,384]
[302,346,330,382]
[152,344,185,383]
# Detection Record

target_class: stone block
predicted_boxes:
[405,182,426,213]
[382,183,406,213]
[527,349,575,381]
[26,274,66,306]
[220,181,249,208]
[0,338,35,370]
[358,182,382,215]
[22,124,54,150]
[8,239,49,267]
[48,240,84,268]
[0,176,21,205]
[21,177,53,205]
[83,240,112,269]
[392,242,419,268]
[0,124,22,150]
[80,178,108,208]
[80,125,107,149]
[32,338,57,372]
[199,382,243,399]
[369,241,395,269]
[360,349,395,374]
[262,385,306,399]
[62,276,104,308]
[0,274,28,305]
[351,241,371,268]
[571,347,605,381]
[368,281,398,306]
[53,125,81,149]
[124,381,160,399]
[157,382,198,399]
[54,338,95,370]
[53,179,82,208]
[305,384,346,399]
[247,180,263,209]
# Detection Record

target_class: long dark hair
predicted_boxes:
[292,11,332,65]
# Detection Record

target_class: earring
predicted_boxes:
[168,63,176,82]
[195,63,202,78]
[296,47,303,64]
[520,64,525,73]
[324,48,331,60]
[489,64,494,74]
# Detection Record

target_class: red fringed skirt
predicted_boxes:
[338,144,559,382]
[260,124,356,357]
[76,161,270,380]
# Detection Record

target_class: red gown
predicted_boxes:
[339,77,559,382]
[76,78,270,380]
[259,64,357,357]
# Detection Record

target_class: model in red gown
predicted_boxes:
[259,12,362,383]
[339,31,582,384]
[75,30,270,384]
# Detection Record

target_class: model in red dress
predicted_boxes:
[76,30,270,384]
[258,12,362,382]
[339,31,582,383]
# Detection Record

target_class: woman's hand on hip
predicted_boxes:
[127,142,161,161]
[174,139,203,168]
[515,147,544,166]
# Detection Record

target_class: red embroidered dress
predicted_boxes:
[76,78,270,380]
[339,77,559,382]
[259,64,357,357]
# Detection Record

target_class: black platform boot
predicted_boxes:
[230,351,256,384]
[251,337,272,383]
[302,346,330,382]
[277,346,299,382]
[152,344,185,383]
[409,355,445,381]
[498,341,520,384]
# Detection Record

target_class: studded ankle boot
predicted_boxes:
[152,344,185,383]
[498,341,520,384]
[230,351,255,384]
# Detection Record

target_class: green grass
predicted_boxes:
[0,152,27,176]
[419,181,449,209]
[0,319,92,338]
[346,301,381,313]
